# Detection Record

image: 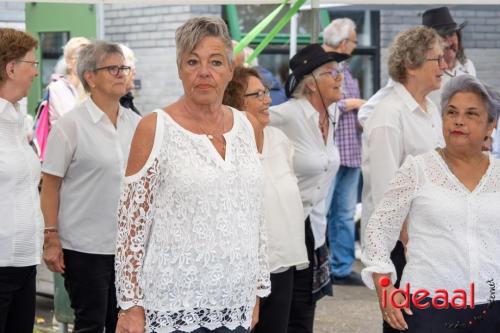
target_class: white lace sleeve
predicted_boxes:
[361,155,419,289]
[256,204,271,298]
[115,111,163,310]
[115,158,161,310]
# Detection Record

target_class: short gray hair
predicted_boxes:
[388,26,441,83]
[175,16,233,67]
[323,18,356,48]
[77,41,124,92]
[292,62,332,99]
[63,37,90,62]
[441,75,500,123]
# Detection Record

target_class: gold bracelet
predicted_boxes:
[118,310,127,318]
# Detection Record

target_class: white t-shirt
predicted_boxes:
[42,97,141,254]
[0,98,44,266]
[260,126,309,273]
[270,98,340,249]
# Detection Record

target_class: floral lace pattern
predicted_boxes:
[115,109,270,332]
[362,150,500,304]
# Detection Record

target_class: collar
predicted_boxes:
[85,96,124,124]
[297,98,320,120]
[448,60,470,76]
[393,82,427,114]
[0,97,20,115]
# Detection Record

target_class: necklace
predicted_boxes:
[184,104,226,153]
[319,112,329,143]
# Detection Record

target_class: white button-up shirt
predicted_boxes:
[42,97,141,254]
[270,98,340,249]
[360,82,444,246]
[0,98,44,266]
[362,151,500,304]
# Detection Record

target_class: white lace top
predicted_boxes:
[362,150,500,304]
[115,108,270,333]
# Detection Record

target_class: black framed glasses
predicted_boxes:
[244,88,271,101]
[18,60,39,68]
[426,55,445,67]
[94,65,131,76]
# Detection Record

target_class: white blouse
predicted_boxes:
[115,109,270,333]
[360,82,444,246]
[270,98,340,249]
[260,126,309,273]
[0,98,43,267]
[362,151,500,304]
[42,97,141,254]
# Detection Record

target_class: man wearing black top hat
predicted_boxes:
[422,6,476,108]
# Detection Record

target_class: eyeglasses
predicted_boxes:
[244,88,271,101]
[18,60,39,68]
[426,55,445,67]
[318,67,343,79]
[94,65,131,76]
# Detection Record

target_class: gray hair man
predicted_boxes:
[322,17,366,286]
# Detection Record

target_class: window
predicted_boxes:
[225,5,381,99]
[39,31,69,88]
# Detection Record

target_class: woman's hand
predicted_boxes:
[43,233,65,273]
[116,306,145,333]
[373,273,412,331]
[250,297,260,330]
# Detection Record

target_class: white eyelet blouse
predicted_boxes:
[362,150,500,304]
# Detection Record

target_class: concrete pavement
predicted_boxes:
[35,260,382,333]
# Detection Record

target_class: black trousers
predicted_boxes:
[383,241,407,333]
[403,300,500,333]
[253,268,294,333]
[171,326,248,332]
[63,249,118,333]
[288,219,316,333]
[0,265,36,333]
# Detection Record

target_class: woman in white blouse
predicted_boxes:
[360,27,447,333]
[223,66,308,333]
[114,17,269,333]
[362,75,500,332]
[0,28,43,333]
[270,44,348,333]
[41,41,141,333]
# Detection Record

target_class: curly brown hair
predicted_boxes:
[223,66,262,110]
[0,28,38,83]
[388,26,441,84]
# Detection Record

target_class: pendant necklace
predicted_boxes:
[184,104,226,152]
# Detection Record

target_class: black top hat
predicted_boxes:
[422,7,467,36]
[284,44,349,98]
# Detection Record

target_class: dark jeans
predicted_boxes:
[403,300,500,333]
[288,218,317,333]
[383,241,407,333]
[63,249,117,333]
[253,268,294,333]
[0,265,36,333]
[171,326,248,332]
